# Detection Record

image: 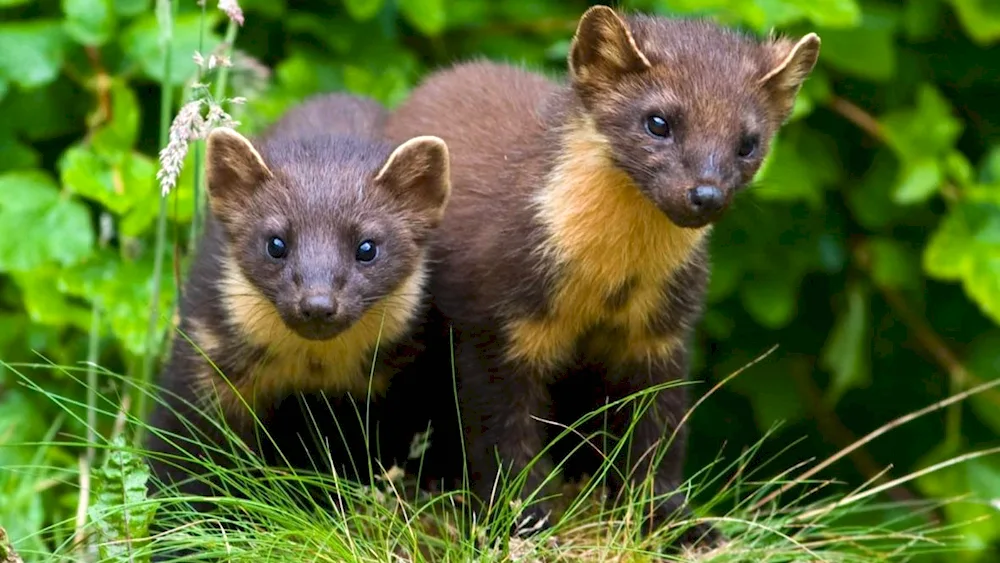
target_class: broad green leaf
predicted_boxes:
[964,331,1000,435]
[916,450,1000,557]
[62,0,115,46]
[818,6,898,81]
[0,21,66,89]
[14,270,91,329]
[924,201,1000,324]
[399,0,447,36]
[781,0,861,28]
[740,269,800,329]
[0,171,94,272]
[0,132,41,172]
[114,0,150,17]
[892,158,943,204]
[89,435,159,563]
[948,0,1000,45]
[980,145,1000,184]
[59,145,155,216]
[122,12,222,86]
[868,238,922,290]
[91,80,141,155]
[819,281,871,405]
[753,127,841,207]
[0,0,32,5]
[903,0,945,40]
[343,0,385,21]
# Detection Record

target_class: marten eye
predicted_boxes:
[356,240,378,262]
[737,134,760,158]
[645,114,671,139]
[266,236,287,259]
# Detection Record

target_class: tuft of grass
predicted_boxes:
[2,355,997,563]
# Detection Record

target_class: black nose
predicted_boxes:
[300,294,337,322]
[687,185,726,213]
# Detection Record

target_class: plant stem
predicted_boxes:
[189,0,208,252]
[85,300,101,465]
[137,0,178,446]
[213,21,241,104]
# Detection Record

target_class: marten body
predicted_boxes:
[146,93,451,512]
[385,6,819,546]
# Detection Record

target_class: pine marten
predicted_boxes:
[384,5,820,547]
[146,92,451,516]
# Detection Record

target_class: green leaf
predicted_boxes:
[89,435,159,563]
[892,158,943,204]
[63,0,115,46]
[0,0,32,6]
[818,5,898,81]
[0,171,94,272]
[903,0,945,40]
[753,127,841,207]
[399,0,447,35]
[14,270,91,329]
[820,281,871,405]
[91,80,140,155]
[780,0,861,28]
[846,150,911,229]
[868,238,922,290]
[122,12,222,86]
[948,0,1000,45]
[59,145,155,216]
[1,77,89,141]
[980,145,1000,185]
[924,201,1000,324]
[916,450,1000,556]
[740,269,800,329]
[343,0,385,21]
[964,331,1000,435]
[0,21,66,89]
[0,132,41,172]
[114,0,150,16]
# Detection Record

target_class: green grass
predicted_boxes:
[2,354,996,563]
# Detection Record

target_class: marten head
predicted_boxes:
[205,128,450,341]
[568,5,820,228]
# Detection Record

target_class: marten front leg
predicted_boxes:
[454,329,556,537]
[617,343,722,549]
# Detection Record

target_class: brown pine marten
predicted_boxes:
[384,5,820,547]
[145,92,451,516]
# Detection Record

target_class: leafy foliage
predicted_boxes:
[88,435,158,563]
[0,0,998,560]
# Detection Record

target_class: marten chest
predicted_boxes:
[502,128,707,372]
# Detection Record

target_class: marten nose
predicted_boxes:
[299,295,337,322]
[687,185,725,214]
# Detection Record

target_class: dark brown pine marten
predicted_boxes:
[145,92,451,517]
[384,5,820,547]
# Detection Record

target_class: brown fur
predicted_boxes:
[145,93,451,528]
[384,5,819,548]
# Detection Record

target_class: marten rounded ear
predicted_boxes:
[568,5,651,87]
[374,135,451,228]
[205,127,273,214]
[759,33,822,122]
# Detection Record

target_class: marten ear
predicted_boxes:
[760,33,821,122]
[205,127,273,215]
[569,5,651,87]
[375,136,451,229]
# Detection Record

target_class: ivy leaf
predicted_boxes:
[113,0,150,17]
[91,80,140,155]
[820,281,871,405]
[916,448,1000,556]
[0,171,94,273]
[882,84,964,204]
[122,12,222,86]
[343,0,385,21]
[740,269,801,329]
[948,0,1000,45]
[903,0,945,41]
[0,21,66,89]
[62,0,115,46]
[0,132,41,172]
[399,0,447,35]
[59,145,155,216]
[753,127,841,207]
[818,5,898,81]
[867,237,922,290]
[964,331,1000,435]
[14,269,91,329]
[924,200,1000,324]
[88,435,159,563]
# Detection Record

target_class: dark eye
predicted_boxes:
[266,236,287,259]
[737,134,760,158]
[356,240,378,262]
[645,114,671,139]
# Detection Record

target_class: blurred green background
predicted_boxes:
[0,0,998,560]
